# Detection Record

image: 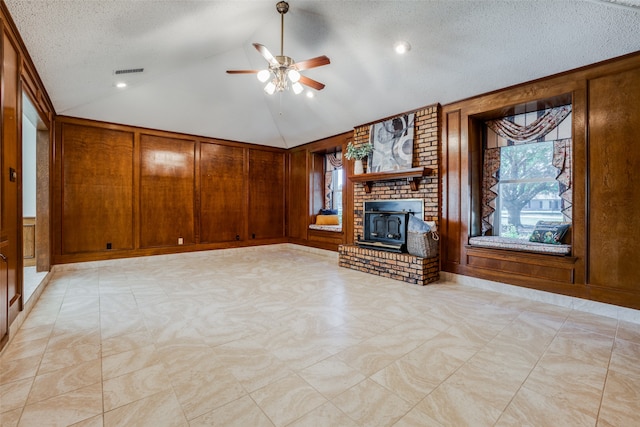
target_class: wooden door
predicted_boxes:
[248,149,285,239]
[200,143,246,243]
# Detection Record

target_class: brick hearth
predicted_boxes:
[339,245,439,285]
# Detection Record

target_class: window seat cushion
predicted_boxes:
[309,224,343,232]
[469,236,571,256]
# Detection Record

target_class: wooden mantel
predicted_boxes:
[349,167,434,193]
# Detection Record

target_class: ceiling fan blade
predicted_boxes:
[253,43,279,66]
[226,70,260,74]
[294,55,330,71]
[299,75,325,91]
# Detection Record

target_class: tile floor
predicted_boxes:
[1,245,639,427]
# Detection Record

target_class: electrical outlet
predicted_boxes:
[178,237,184,245]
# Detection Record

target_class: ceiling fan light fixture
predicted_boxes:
[292,82,303,94]
[257,69,271,82]
[287,69,301,83]
[264,81,277,95]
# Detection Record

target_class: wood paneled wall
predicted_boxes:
[441,51,640,310]
[1,3,55,349]
[53,117,287,264]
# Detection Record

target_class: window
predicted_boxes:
[495,142,563,239]
[482,106,572,240]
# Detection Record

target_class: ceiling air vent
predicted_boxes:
[114,68,144,75]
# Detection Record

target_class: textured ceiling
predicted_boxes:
[5,0,640,148]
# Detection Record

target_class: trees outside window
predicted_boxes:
[496,141,562,238]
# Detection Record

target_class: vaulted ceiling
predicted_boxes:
[5,0,640,148]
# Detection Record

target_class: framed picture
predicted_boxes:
[368,113,415,173]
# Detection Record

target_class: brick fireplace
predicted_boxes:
[339,104,440,285]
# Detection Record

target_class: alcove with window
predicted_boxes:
[468,99,574,256]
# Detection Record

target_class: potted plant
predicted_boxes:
[344,142,373,174]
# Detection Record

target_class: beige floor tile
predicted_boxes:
[101,344,159,380]
[335,342,398,377]
[616,320,640,344]
[546,325,614,365]
[393,407,445,427]
[19,382,103,427]
[103,389,187,427]
[99,310,146,341]
[332,379,412,427]
[286,401,359,427]
[102,363,172,411]
[415,382,503,427]
[214,341,293,393]
[0,377,33,413]
[298,357,366,399]
[69,414,103,427]
[609,337,640,379]
[46,329,101,353]
[522,353,607,418]
[101,330,153,358]
[0,407,22,427]
[250,374,327,427]
[27,359,102,405]
[189,395,274,427]
[38,344,101,375]
[0,355,41,386]
[8,324,54,346]
[564,310,618,336]
[169,360,246,420]
[598,369,640,427]
[370,359,440,405]
[501,386,597,427]
[0,337,48,361]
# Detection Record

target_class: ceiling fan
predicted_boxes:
[226,1,330,95]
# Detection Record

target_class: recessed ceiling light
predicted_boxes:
[116,82,127,88]
[306,91,314,98]
[394,41,411,54]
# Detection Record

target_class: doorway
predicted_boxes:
[22,93,50,302]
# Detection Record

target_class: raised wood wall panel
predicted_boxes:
[248,149,285,239]
[287,149,308,240]
[587,67,640,293]
[23,217,35,262]
[60,123,134,253]
[200,142,245,243]
[139,134,195,248]
[442,110,462,268]
[466,247,575,284]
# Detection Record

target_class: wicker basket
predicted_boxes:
[407,231,439,258]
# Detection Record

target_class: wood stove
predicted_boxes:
[357,199,423,253]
